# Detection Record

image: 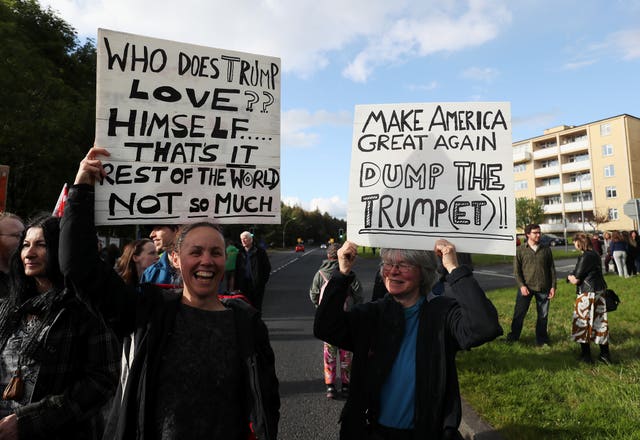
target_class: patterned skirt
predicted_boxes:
[571,291,609,344]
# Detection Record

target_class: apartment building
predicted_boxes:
[513,113,640,234]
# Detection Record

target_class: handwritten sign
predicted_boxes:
[95,29,281,225]
[347,102,515,255]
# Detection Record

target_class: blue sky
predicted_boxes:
[42,0,640,219]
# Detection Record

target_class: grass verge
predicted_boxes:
[458,274,640,439]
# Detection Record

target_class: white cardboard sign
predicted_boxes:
[347,102,515,255]
[95,29,281,225]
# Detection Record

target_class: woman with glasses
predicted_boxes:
[314,241,502,440]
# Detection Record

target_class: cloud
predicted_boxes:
[43,0,511,81]
[561,59,597,71]
[608,29,640,60]
[282,108,352,148]
[461,66,499,82]
[281,195,347,219]
[406,81,439,92]
[343,1,511,82]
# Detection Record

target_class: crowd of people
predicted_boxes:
[0,147,638,438]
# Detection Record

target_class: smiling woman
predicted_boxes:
[60,146,280,440]
[0,214,119,439]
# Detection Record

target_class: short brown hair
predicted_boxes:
[573,233,593,252]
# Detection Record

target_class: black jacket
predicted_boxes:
[314,266,502,440]
[571,250,606,294]
[60,185,279,440]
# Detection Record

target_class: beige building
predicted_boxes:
[513,113,640,234]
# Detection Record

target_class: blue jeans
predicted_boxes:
[509,289,550,344]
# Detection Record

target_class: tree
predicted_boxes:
[588,208,610,233]
[515,197,545,231]
[0,0,96,218]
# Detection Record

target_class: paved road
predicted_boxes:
[261,247,577,439]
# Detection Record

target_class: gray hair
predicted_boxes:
[379,248,439,296]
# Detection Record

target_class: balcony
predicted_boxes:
[559,138,589,154]
[563,180,592,192]
[513,149,532,163]
[561,161,590,173]
[534,166,560,178]
[564,200,594,212]
[532,146,559,160]
[542,203,563,214]
[536,185,562,196]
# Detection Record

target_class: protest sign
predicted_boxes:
[95,29,281,225]
[347,102,515,255]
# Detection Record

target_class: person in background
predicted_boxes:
[626,230,638,276]
[115,238,158,287]
[225,240,239,293]
[61,147,280,440]
[314,240,502,439]
[235,231,271,310]
[508,223,556,346]
[309,243,363,399]
[610,231,629,278]
[0,213,24,298]
[140,224,181,286]
[631,230,640,274]
[602,231,615,274]
[0,214,119,439]
[567,233,611,364]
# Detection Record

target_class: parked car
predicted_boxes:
[540,234,566,247]
[295,243,305,252]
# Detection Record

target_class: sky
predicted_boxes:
[41,0,640,220]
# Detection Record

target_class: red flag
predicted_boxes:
[52,183,68,217]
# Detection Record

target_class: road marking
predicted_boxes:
[271,257,301,274]
[473,269,514,279]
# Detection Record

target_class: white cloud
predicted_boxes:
[406,81,439,92]
[43,0,511,81]
[281,195,347,219]
[562,59,597,71]
[461,66,499,82]
[282,109,352,148]
[343,1,511,82]
[608,29,640,60]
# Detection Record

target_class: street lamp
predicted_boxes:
[282,217,296,249]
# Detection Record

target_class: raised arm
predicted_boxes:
[59,147,136,340]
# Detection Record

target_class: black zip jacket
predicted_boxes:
[314,266,502,439]
[59,184,279,440]
[570,250,606,294]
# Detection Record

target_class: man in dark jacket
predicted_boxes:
[314,240,502,439]
[235,231,271,310]
[508,223,557,346]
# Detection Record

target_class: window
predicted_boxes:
[608,208,619,220]
[600,123,611,136]
[571,192,592,202]
[540,159,558,168]
[569,172,590,183]
[605,186,617,198]
[541,177,560,186]
[602,144,613,156]
[604,165,615,177]
[515,180,528,190]
[513,164,526,173]
[543,195,561,205]
[568,153,589,163]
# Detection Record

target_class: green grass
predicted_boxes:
[458,275,640,439]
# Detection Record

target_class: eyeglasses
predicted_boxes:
[0,233,22,239]
[381,262,416,273]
